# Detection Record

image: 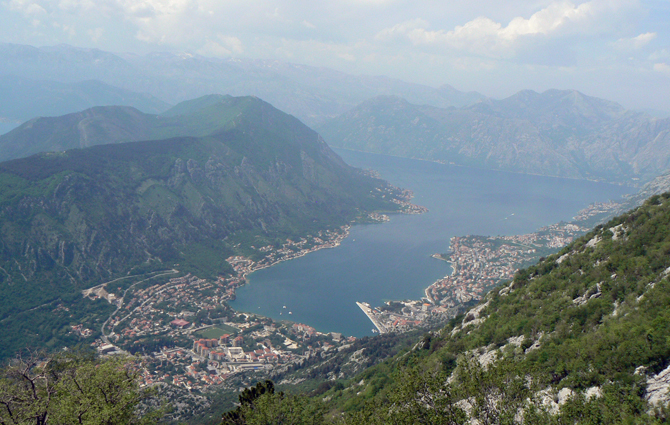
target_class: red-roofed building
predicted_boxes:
[170,319,190,329]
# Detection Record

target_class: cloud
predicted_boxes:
[301,20,315,29]
[377,0,638,58]
[650,49,670,61]
[6,0,47,15]
[88,27,104,42]
[615,32,656,50]
[52,21,76,36]
[58,0,96,11]
[654,63,670,75]
[375,18,429,42]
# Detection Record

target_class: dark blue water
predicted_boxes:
[231,149,633,337]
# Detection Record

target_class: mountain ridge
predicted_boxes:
[317,92,670,185]
[0,74,169,135]
[0,43,485,126]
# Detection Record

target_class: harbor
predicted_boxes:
[356,302,388,334]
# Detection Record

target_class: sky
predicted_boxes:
[1,0,669,112]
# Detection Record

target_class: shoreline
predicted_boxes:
[334,147,637,188]
[239,225,352,281]
[356,302,387,334]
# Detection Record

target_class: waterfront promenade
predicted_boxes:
[356,302,388,334]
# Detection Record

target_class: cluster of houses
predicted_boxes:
[191,336,280,364]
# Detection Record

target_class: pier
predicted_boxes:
[356,302,388,334]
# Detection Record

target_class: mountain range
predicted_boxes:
[0,75,169,135]
[0,43,484,127]
[316,92,670,185]
[0,94,254,161]
[5,43,670,187]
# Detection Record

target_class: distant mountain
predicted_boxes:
[615,168,670,213]
[0,43,484,126]
[316,92,670,184]
[0,94,266,161]
[0,75,169,133]
[0,95,401,355]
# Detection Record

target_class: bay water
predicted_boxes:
[231,149,633,337]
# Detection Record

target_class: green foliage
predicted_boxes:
[222,380,327,425]
[0,351,163,424]
[344,366,466,425]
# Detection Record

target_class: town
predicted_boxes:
[83,226,363,392]
[77,198,602,395]
[358,221,591,333]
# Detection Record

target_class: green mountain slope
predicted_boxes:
[317,93,670,185]
[0,94,281,161]
[0,96,401,359]
[231,194,670,423]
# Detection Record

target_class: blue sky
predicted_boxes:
[1,0,669,111]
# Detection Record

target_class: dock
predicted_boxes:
[356,302,388,334]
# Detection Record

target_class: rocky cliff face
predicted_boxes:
[317,91,670,185]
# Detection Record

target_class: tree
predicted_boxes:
[0,350,161,424]
[222,380,276,425]
[222,380,325,425]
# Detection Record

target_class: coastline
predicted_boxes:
[333,147,637,188]
[239,225,352,281]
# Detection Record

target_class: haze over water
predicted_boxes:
[231,149,634,337]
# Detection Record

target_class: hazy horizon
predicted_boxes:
[0,1,668,113]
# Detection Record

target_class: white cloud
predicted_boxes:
[53,21,76,36]
[650,49,670,61]
[302,20,315,29]
[375,18,429,42]
[7,0,46,15]
[654,63,670,75]
[337,52,355,61]
[58,0,96,11]
[88,27,104,42]
[218,35,243,54]
[615,32,656,50]
[377,0,638,58]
